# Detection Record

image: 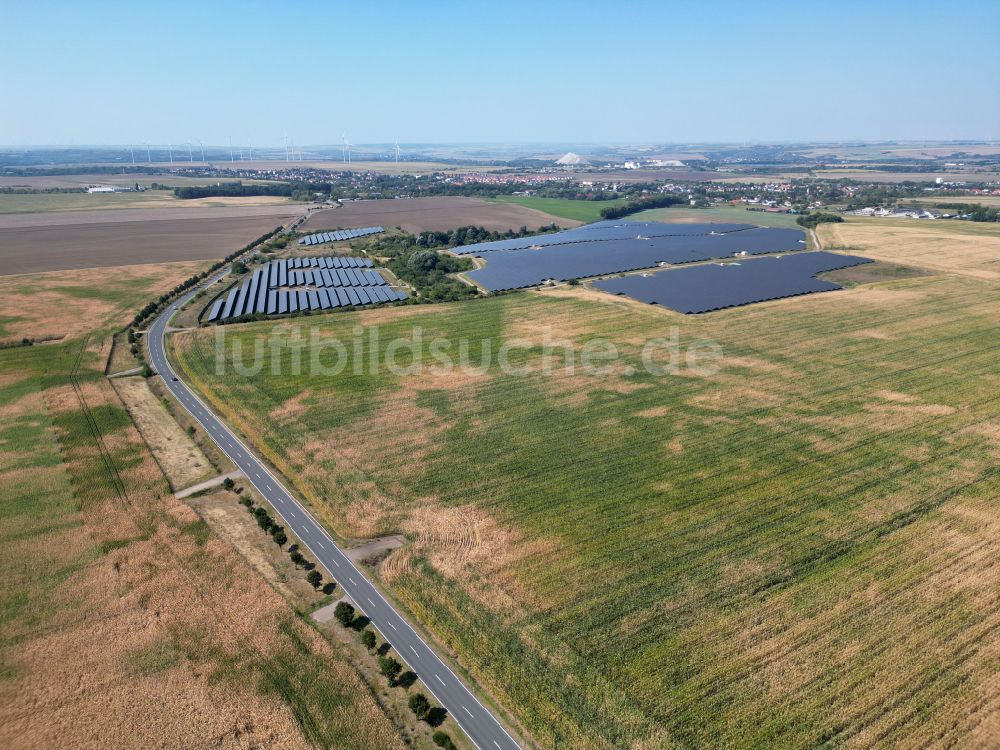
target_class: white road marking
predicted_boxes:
[388,621,397,631]
[463,705,473,717]
[436,674,446,685]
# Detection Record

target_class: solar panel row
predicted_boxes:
[284,256,373,269]
[592,251,872,314]
[210,255,407,321]
[467,227,807,291]
[281,268,385,287]
[451,220,756,255]
[213,281,408,320]
[297,226,384,245]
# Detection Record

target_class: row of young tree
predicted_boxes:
[331,602,457,749]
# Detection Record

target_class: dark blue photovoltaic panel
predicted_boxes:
[318,289,332,309]
[233,279,251,316]
[308,291,320,310]
[297,226,384,245]
[297,291,309,310]
[394,288,409,301]
[333,269,348,286]
[468,227,806,291]
[335,288,351,306]
[288,292,298,313]
[368,270,386,285]
[452,220,757,255]
[267,291,277,315]
[220,288,238,319]
[304,270,315,286]
[368,286,388,303]
[592,251,872,313]
[354,287,372,305]
[207,299,223,322]
[344,287,361,306]
[278,291,289,314]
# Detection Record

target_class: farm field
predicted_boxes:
[818,216,1000,280]
[0,205,302,274]
[0,262,403,749]
[302,196,574,234]
[0,173,281,190]
[907,195,1000,208]
[175,220,1000,748]
[488,195,626,223]
[0,191,297,214]
[632,204,803,229]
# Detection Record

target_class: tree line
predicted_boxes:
[600,194,686,219]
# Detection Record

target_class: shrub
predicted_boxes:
[290,550,306,567]
[222,477,235,491]
[238,496,253,508]
[306,569,323,589]
[360,629,377,651]
[334,601,355,627]
[378,655,402,685]
[432,731,457,749]
[272,529,288,547]
[408,692,431,721]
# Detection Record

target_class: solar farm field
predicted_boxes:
[173,229,1000,749]
[301,196,576,234]
[0,205,301,274]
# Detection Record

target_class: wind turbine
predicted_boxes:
[341,134,352,164]
[187,142,193,162]
[283,133,290,161]
[394,140,400,163]
[128,144,136,166]
[198,140,205,161]
[248,141,253,160]
[228,136,234,163]
[145,142,151,163]
[168,144,174,165]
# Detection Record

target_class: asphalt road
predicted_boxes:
[147,277,523,750]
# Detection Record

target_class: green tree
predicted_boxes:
[222,477,235,491]
[408,693,431,721]
[239,496,253,508]
[360,629,377,651]
[334,601,355,627]
[272,529,288,547]
[306,569,323,589]
[290,550,306,567]
[432,731,457,749]
[378,655,402,686]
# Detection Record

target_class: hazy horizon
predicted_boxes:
[2,0,999,146]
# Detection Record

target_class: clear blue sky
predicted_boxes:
[2,0,998,146]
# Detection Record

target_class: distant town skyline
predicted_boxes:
[2,0,998,146]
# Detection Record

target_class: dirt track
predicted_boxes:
[301,196,575,233]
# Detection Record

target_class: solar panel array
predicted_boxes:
[592,251,873,314]
[298,226,384,245]
[207,256,407,322]
[466,225,807,291]
[451,220,757,255]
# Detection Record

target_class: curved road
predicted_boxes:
[147,276,523,750]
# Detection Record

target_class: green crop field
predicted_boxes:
[175,241,1000,748]
[489,195,626,223]
[632,204,804,229]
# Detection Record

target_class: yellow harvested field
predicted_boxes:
[112,375,213,490]
[0,261,208,341]
[819,218,1000,280]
